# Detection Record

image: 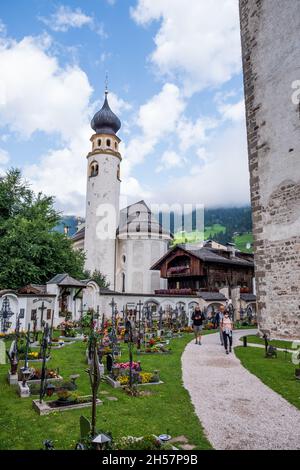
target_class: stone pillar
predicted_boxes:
[240,0,300,339]
[231,287,241,321]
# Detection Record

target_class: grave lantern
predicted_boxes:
[92,433,111,450]
[20,366,32,387]
[46,383,56,397]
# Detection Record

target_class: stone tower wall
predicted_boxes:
[239,0,300,339]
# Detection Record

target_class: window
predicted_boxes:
[122,273,125,293]
[117,164,120,180]
[47,309,52,320]
[31,309,37,321]
[90,161,99,177]
[19,308,25,319]
[115,142,117,149]
[122,255,126,264]
[106,139,111,147]
[98,139,101,147]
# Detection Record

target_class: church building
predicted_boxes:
[72,89,171,295]
[70,90,256,319]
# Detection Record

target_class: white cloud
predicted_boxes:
[106,92,132,115]
[218,99,245,122]
[0,148,9,164]
[156,150,186,172]
[153,121,250,208]
[0,34,92,141]
[39,6,95,33]
[177,116,219,152]
[120,176,152,208]
[131,0,242,94]
[138,83,185,139]
[121,82,186,189]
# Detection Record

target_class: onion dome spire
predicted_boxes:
[91,82,121,135]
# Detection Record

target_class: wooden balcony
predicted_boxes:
[167,266,191,276]
[154,288,196,296]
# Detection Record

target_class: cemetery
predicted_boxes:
[1,0,300,453]
[1,292,298,450]
[0,297,216,450]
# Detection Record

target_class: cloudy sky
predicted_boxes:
[0,0,250,215]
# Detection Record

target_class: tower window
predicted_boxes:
[106,139,111,147]
[90,161,99,177]
[115,142,117,150]
[117,164,120,180]
[98,139,101,147]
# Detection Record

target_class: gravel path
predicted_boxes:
[182,329,300,450]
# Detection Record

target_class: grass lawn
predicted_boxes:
[235,346,300,410]
[239,335,295,350]
[204,224,226,239]
[233,232,253,253]
[0,333,213,450]
[171,224,226,246]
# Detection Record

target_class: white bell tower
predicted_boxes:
[84,89,121,289]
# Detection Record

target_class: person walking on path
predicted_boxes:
[192,306,205,345]
[215,306,224,346]
[221,310,233,354]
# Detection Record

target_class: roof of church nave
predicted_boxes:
[91,91,121,136]
[117,200,172,238]
[71,200,172,241]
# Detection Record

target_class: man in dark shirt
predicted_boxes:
[191,306,205,345]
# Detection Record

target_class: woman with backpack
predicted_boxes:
[221,310,233,354]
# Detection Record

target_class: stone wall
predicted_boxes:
[239,0,300,339]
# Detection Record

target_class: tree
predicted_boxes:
[83,269,110,289]
[0,169,85,289]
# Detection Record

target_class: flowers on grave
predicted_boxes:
[204,322,215,330]
[59,320,77,337]
[28,351,39,359]
[149,338,157,346]
[20,367,59,380]
[118,375,129,385]
[119,328,125,337]
[113,435,166,450]
[47,369,60,378]
[102,336,111,347]
[57,389,73,401]
[182,326,193,333]
[118,372,156,386]
[139,372,153,384]
[114,361,141,371]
